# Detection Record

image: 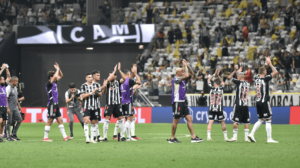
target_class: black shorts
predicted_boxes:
[158,37,164,42]
[256,101,272,119]
[209,110,224,121]
[104,104,123,118]
[172,102,190,119]
[122,103,134,117]
[83,109,99,121]
[47,103,61,119]
[0,107,7,120]
[232,105,250,124]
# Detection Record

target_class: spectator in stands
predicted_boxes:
[11,2,16,24]
[209,56,217,74]
[145,76,153,96]
[214,22,224,44]
[251,8,259,32]
[221,37,229,56]
[190,74,197,93]
[48,10,57,25]
[161,57,170,69]
[157,28,165,48]
[244,66,253,84]
[285,6,292,28]
[27,8,36,26]
[165,76,172,94]
[167,26,174,44]
[0,28,4,38]
[232,11,239,32]
[186,26,192,44]
[174,25,182,42]
[198,23,210,49]
[158,76,165,94]
[134,3,142,24]
[277,72,289,91]
[5,7,13,24]
[65,9,73,25]
[50,0,55,10]
[146,3,153,24]
[16,12,24,26]
[282,51,293,73]
[196,68,204,81]
[126,10,133,25]
[97,6,106,24]
[242,24,249,42]
[273,53,284,71]
[79,0,86,9]
[164,3,172,14]
[116,7,125,24]
[293,50,300,74]
[152,75,159,96]
[222,64,230,81]
[198,43,205,61]
[260,15,268,36]
[150,46,159,66]
[38,9,48,25]
[172,4,178,15]
[198,91,207,106]
[204,71,210,93]
[180,51,187,61]
[104,1,111,25]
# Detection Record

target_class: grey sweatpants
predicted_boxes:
[67,108,84,135]
[7,109,22,136]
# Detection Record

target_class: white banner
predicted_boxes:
[187,93,300,107]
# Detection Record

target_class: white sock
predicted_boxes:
[223,131,228,140]
[84,123,89,138]
[91,124,96,141]
[103,120,109,138]
[44,126,50,139]
[131,118,135,137]
[113,122,119,136]
[266,121,272,140]
[250,120,263,135]
[118,119,125,138]
[126,121,132,138]
[233,129,238,139]
[207,130,211,139]
[58,125,67,138]
[95,124,100,137]
[244,129,249,140]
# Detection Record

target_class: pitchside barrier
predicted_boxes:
[186,93,300,107]
[21,106,300,125]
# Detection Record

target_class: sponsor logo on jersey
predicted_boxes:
[209,115,213,118]
[235,118,239,121]
[264,113,268,116]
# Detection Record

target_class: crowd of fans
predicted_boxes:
[0,0,86,27]
[135,0,300,97]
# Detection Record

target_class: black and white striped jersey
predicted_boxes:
[80,82,101,110]
[231,78,250,106]
[106,80,121,105]
[254,74,272,103]
[208,82,224,112]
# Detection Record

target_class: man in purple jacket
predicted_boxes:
[169,59,203,143]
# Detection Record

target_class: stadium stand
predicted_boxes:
[128,0,300,104]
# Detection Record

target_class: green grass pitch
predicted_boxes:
[1,123,299,168]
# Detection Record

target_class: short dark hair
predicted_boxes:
[86,73,92,77]
[69,83,76,88]
[214,78,221,85]
[123,69,131,74]
[92,70,100,75]
[47,71,55,79]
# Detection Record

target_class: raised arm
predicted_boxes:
[266,56,278,78]
[118,62,127,81]
[5,64,11,83]
[227,65,239,79]
[50,64,60,84]
[55,62,63,81]
[132,66,141,85]
[107,64,117,82]
[181,59,190,80]
[0,64,6,76]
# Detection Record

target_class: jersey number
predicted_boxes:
[256,85,262,98]
[211,94,222,105]
[241,88,249,101]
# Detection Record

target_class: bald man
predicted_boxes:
[227,65,251,142]
[168,59,203,143]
